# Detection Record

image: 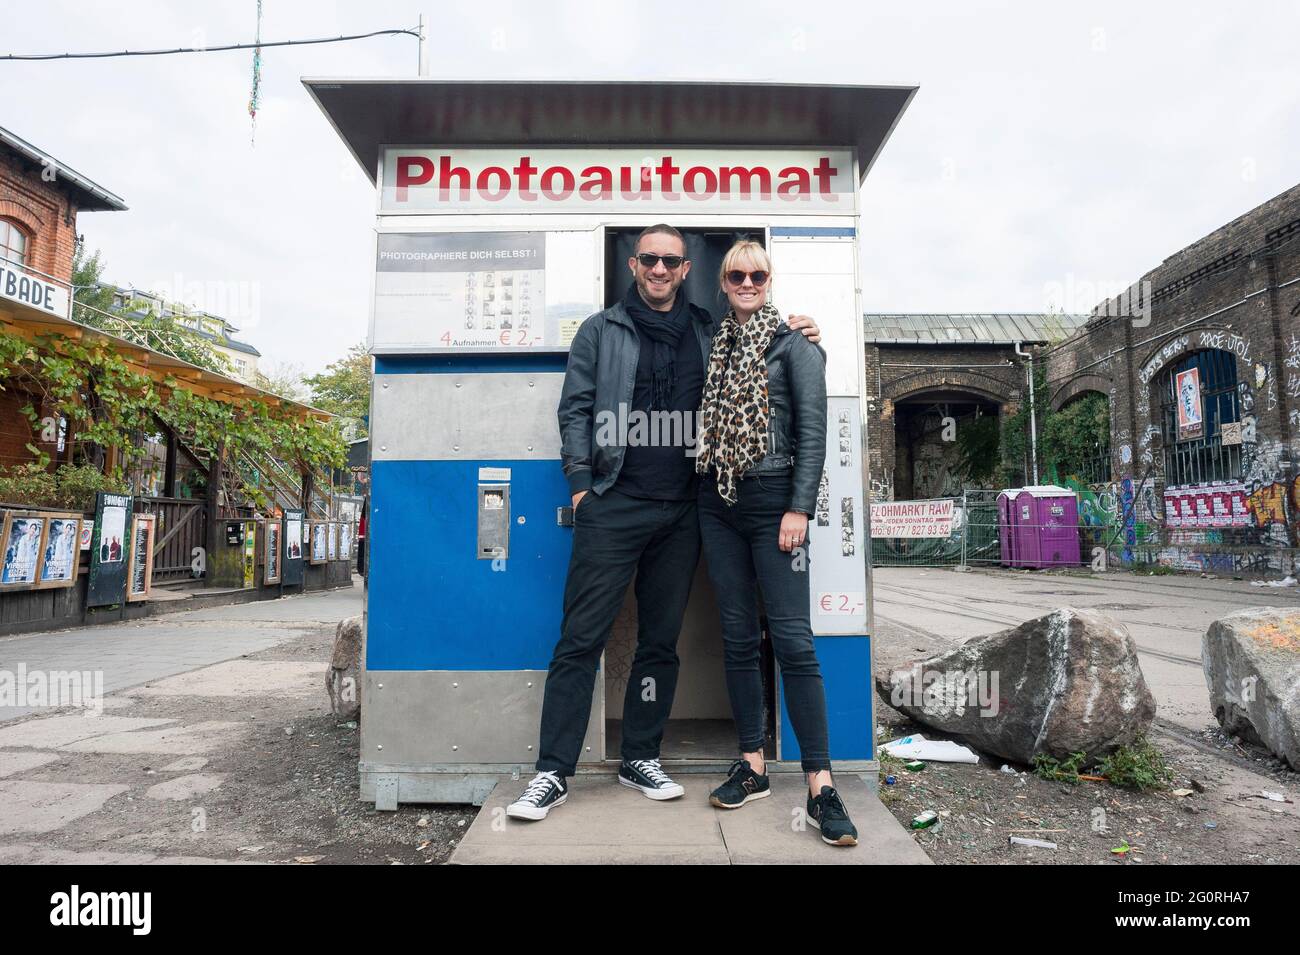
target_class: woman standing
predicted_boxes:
[694,240,857,847]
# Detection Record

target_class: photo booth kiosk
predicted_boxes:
[305,79,915,807]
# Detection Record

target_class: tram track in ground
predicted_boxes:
[873,581,1204,668]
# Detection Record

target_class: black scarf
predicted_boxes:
[623,281,689,411]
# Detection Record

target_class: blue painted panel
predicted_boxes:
[375,354,570,375]
[367,458,572,670]
[779,635,873,762]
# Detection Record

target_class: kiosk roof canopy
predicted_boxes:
[303,78,916,184]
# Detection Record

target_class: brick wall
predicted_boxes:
[1044,182,1300,573]
[0,146,80,283]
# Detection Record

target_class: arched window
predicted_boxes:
[0,219,28,266]
[1159,348,1240,485]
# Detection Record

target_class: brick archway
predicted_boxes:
[1051,373,1113,411]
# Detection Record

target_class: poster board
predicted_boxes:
[282,508,305,585]
[87,492,133,607]
[35,512,83,589]
[339,522,352,561]
[241,520,257,589]
[127,513,156,602]
[264,520,282,585]
[310,522,328,565]
[0,511,49,589]
[327,521,339,561]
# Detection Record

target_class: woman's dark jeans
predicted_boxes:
[698,471,831,773]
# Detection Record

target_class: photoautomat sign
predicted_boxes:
[380,148,856,214]
[374,232,546,349]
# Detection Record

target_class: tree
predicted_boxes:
[304,342,370,438]
[70,241,234,375]
[257,360,306,401]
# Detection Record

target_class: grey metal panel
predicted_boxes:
[371,372,564,460]
[361,669,602,767]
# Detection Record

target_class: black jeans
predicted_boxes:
[536,489,700,776]
[698,471,831,773]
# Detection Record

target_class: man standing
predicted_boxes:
[507,225,817,820]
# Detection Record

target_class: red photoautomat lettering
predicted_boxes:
[540,166,576,201]
[579,166,612,200]
[395,156,435,202]
[513,156,538,201]
[390,153,842,204]
[477,166,510,200]
[439,156,470,201]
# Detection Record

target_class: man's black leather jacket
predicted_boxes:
[557,300,827,515]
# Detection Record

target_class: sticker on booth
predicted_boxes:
[374,232,546,350]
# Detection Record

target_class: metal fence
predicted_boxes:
[870,491,1000,568]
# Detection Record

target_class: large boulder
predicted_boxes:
[1203,608,1300,769]
[326,614,363,720]
[877,607,1156,763]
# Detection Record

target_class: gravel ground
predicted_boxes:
[873,710,1300,865]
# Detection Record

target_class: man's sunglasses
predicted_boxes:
[724,270,770,287]
[636,253,686,269]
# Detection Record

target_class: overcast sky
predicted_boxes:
[4,1,1298,374]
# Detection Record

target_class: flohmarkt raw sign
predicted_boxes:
[380,148,856,214]
[870,499,956,538]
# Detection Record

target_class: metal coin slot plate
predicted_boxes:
[477,484,510,559]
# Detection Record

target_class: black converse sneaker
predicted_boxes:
[506,771,568,821]
[710,759,772,809]
[807,785,858,846]
[618,758,685,800]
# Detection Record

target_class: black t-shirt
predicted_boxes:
[615,322,705,501]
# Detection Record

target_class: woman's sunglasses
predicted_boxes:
[636,253,685,269]
[724,270,769,287]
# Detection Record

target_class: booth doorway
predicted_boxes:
[604,226,766,316]
[600,226,776,764]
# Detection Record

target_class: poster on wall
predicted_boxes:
[1175,367,1204,441]
[310,522,328,565]
[264,521,282,585]
[282,509,305,586]
[1,512,48,588]
[869,499,956,539]
[79,522,93,550]
[87,493,133,607]
[127,513,155,602]
[241,521,257,589]
[339,522,352,561]
[327,522,338,561]
[37,514,82,589]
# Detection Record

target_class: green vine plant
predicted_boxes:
[0,326,347,511]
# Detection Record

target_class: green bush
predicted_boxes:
[0,463,126,511]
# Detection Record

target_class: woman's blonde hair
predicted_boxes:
[718,240,773,289]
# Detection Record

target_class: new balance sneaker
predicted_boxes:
[506,771,568,821]
[807,785,858,846]
[618,758,685,800]
[710,759,772,809]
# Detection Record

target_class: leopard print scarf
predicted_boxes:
[694,302,782,504]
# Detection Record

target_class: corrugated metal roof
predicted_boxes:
[863,313,1089,345]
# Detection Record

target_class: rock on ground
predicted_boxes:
[326,615,363,720]
[1203,607,1300,769]
[877,607,1156,764]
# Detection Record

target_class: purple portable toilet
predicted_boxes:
[1012,486,1080,569]
[997,488,1021,567]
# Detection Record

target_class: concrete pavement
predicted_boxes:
[871,566,1300,732]
[0,582,362,723]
